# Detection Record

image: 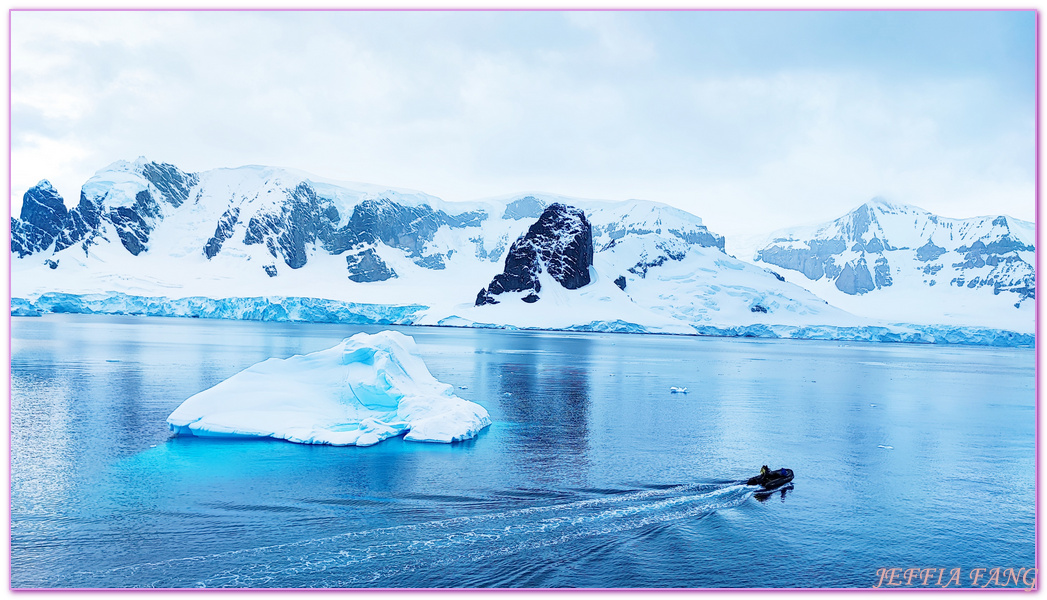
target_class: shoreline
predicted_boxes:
[10,291,1035,349]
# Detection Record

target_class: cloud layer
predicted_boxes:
[11,10,1035,236]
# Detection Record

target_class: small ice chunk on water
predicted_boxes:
[670,387,688,394]
[877,444,894,450]
[167,331,492,446]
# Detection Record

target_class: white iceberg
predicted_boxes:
[167,331,492,446]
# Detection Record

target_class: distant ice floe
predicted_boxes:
[670,387,688,394]
[167,331,491,446]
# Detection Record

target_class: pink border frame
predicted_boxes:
[4,6,1040,594]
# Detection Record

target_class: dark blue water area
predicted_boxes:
[10,314,1035,589]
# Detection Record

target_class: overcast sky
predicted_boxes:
[10,9,1035,237]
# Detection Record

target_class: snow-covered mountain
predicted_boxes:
[739,199,1035,331]
[9,159,1034,343]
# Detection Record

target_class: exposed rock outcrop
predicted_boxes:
[476,203,594,305]
[346,246,397,283]
[12,181,106,258]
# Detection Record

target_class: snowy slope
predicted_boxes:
[736,199,1035,332]
[597,233,860,328]
[10,160,1034,341]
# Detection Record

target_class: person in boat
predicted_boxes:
[747,466,771,486]
[748,465,788,486]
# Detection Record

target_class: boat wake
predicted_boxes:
[67,482,756,588]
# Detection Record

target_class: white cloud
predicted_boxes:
[564,11,657,65]
[9,10,1035,238]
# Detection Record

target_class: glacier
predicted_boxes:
[15,292,426,325]
[11,291,1034,347]
[10,298,41,317]
[167,330,492,446]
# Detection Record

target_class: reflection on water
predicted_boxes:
[494,342,592,484]
[10,314,1036,588]
[753,484,793,503]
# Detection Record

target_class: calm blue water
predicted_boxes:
[10,314,1036,588]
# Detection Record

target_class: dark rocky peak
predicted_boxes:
[475,203,594,306]
[20,180,67,221]
[978,217,1033,253]
[139,161,199,208]
[204,207,241,259]
[11,181,69,257]
[839,198,926,242]
[19,180,68,234]
[519,203,594,288]
[73,190,104,230]
[70,159,198,257]
[236,187,486,273]
[840,203,877,241]
[348,199,445,255]
[12,181,109,258]
[835,198,909,242]
[345,199,486,253]
[243,182,325,269]
[107,189,163,256]
[321,198,486,268]
[754,199,915,295]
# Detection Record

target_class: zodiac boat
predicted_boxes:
[746,467,794,491]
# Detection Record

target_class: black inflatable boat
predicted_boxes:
[746,467,794,491]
